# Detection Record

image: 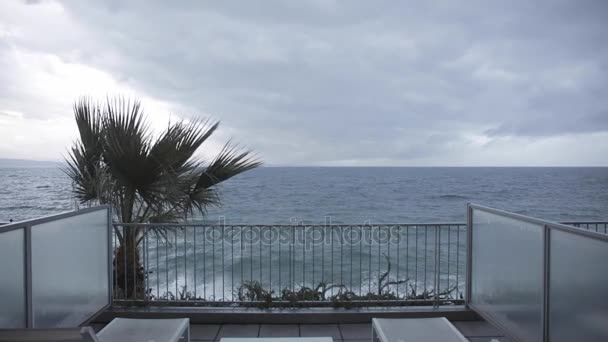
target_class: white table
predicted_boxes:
[221,338,332,342]
[97,318,190,342]
[372,318,468,342]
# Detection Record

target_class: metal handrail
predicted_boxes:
[469,204,608,239]
[561,221,608,235]
[0,206,109,233]
[114,222,468,227]
[111,222,468,307]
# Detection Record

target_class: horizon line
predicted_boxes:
[1,158,607,168]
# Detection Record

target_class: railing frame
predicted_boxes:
[112,216,607,310]
[466,203,608,342]
[112,222,468,308]
[0,206,111,328]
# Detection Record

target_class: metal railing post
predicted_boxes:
[144,226,149,303]
[107,208,113,306]
[465,204,473,307]
[24,224,33,328]
[433,225,439,308]
[542,225,551,342]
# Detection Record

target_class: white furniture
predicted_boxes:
[97,318,189,342]
[220,338,332,342]
[0,318,190,342]
[372,318,467,342]
[0,327,97,342]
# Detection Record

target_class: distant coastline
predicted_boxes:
[0,158,61,168]
[1,158,607,169]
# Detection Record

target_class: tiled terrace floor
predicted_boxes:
[95,320,510,341]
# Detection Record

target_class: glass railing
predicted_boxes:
[0,227,25,328]
[467,204,608,342]
[0,206,111,328]
[548,225,608,342]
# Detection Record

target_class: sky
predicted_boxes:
[0,0,607,166]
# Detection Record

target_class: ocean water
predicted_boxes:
[0,166,73,222]
[2,166,607,223]
[2,166,607,300]
[203,167,608,224]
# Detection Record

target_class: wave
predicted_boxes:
[35,185,51,189]
[437,194,469,200]
[2,205,36,210]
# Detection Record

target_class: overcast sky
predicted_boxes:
[0,0,607,166]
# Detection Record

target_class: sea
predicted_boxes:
[1,166,607,300]
[3,166,605,223]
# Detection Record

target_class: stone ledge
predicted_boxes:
[93,305,479,324]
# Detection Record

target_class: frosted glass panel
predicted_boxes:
[471,209,543,342]
[550,230,608,342]
[31,209,109,328]
[0,228,25,328]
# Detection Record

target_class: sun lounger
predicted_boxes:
[220,339,331,342]
[0,318,189,342]
[0,327,97,342]
[372,317,467,342]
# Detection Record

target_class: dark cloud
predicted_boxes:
[1,0,607,164]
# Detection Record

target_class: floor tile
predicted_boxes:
[468,337,513,342]
[452,321,504,337]
[299,324,342,340]
[190,324,221,340]
[259,324,300,337]
[216,324,260,338]
[339,323,372,340]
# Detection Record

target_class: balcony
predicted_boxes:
[0,204,606,341]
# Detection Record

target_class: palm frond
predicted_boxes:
[63,98,106,202]
[140,119,220,212]
[149,118,219,174]
[74,98,104,170]
[102,97,152,189]
[64,96,262,227]
[196,142,262,190]
[184,143,261,214]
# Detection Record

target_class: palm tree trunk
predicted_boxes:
[115,230,144,298]
[114,189,145,299]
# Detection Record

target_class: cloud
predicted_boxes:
[0,0,606,165]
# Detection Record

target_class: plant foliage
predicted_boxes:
[64,96,261,297]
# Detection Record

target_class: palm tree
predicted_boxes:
[64,97,261,298]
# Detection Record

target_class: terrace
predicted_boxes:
[0,204,606,341]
